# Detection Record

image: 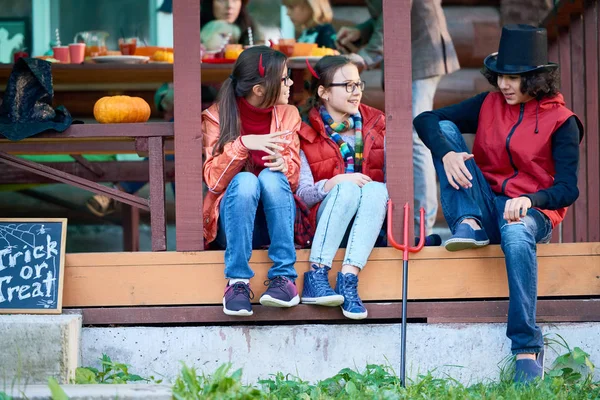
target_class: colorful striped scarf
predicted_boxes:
[319,106,363,173]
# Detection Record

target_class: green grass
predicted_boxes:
[171,363,599,400]
[172,340,600,400]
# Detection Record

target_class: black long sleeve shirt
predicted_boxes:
[413,92,583,210]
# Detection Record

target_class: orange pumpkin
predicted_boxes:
[93,96,151,124]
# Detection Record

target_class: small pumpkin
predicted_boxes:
[93,96,151,124]
[153,50,174,63]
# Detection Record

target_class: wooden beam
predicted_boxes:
[69,299,600,325]
[173,0,204,251]
[61,243,600,307]
[0,160,175,184]
[383,0,414,241]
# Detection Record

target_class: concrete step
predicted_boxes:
[5,384,172,400]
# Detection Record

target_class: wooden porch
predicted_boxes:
[0,0,599,324]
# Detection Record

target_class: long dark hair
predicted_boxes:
[214,46,287,155]
[200,0,257,46]
[302,55,356,119]
[481,66,561,99]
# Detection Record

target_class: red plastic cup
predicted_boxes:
[13,51,28,64]
[68,43,86,64]
[53,46,70,63]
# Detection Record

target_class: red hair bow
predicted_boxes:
[306,59,319,79]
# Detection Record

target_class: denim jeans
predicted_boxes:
[310,181,389,269]
[215,169,297,281]
[435,121,553,354]
[413,76,442,234]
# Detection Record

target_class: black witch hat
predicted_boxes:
[0,57,72,141]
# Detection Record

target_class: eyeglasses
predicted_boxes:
[328,81,365,93]
[281,70,292,87]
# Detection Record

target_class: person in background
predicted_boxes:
[297,56,387,320]
[201,0,259,46]
[203,46,302,316]
[283,0,336,49]
[414,25,583,383]
[336,0,460,237]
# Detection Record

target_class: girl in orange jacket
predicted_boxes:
[202,46,302,316]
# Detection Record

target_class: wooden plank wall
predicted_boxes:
[548,1,600,243]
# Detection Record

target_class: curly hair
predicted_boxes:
[481,66,561,99]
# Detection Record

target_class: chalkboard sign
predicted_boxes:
[0,219,67,314]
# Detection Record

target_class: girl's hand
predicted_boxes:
[262,153,287,174]
[441,151,474,190]
[503,197,532,222]
[241,130,291,155]
[324,173,372,192]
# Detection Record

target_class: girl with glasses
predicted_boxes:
[296,56,387,319]
[203,46,301,316]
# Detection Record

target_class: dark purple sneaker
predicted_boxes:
[259,276,300,308]
[223,282,254,316]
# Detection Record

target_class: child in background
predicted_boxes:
[283,0,336,49]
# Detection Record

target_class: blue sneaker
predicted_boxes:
[335,272,367,320]
[514,348,545,384]
[301,265,344,306]
[444,223,490,252]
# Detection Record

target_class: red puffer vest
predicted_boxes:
[298,103,386,226]
[473,92,577,227]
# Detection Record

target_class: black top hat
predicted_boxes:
[0,58,73,141]
[484,24,558,75]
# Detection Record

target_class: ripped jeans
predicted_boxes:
[434,121,553,355]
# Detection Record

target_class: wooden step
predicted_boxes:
[61,243,600,307]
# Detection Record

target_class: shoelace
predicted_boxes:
[311,268,332,291]
[343,275,361,303]
[231,282,255,300]
[263,276,288,288]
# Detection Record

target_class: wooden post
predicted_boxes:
[173,0,204,251]
[383,0,414,242]
[122,205,140,252]
[570,14,587,243]
[584,0,600,243]
[149,136,167,251]
[558,27,574,243]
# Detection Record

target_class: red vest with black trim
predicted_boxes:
[298,104,386,224]
[473,92,576,227]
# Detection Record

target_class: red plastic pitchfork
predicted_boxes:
[387,200,425,387]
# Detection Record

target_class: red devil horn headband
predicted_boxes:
[306,59,319,79]
[258,54,265,77]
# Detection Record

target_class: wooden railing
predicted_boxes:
[543,0,600,243]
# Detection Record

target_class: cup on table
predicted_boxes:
[52,46,70,63]
[118,38,137,56]
[68,43,86,64]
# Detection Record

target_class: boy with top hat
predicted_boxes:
[414,24,584,383]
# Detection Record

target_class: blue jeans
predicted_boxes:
[413,76,441,234]
[435,121,553,354]
[215,169,297,281]
[310,181,389,269]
